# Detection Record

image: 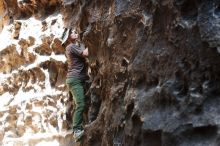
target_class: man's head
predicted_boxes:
[61,28,78,46]
[69,30,78,42]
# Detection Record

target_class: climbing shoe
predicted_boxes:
[74,129,84,141]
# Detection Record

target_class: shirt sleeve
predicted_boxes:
[70,44,84,56]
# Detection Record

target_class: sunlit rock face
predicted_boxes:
[0,14,77,146]
[0,0,60,30]
[0,0,9,32]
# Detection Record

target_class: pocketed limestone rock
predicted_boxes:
[13,21,22,39]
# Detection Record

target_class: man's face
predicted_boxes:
[69,31,78,41]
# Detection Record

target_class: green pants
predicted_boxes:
[66,77,85,131]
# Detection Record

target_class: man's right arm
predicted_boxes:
[70,43,88,57]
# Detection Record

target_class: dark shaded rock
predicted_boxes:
[59,0,220,145]
[198,1,220,48]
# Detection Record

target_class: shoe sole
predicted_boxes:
[74,131,84,142]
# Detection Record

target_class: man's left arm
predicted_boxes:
[82,48,89,57]
[80,43,89,57]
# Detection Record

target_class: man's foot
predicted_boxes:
[74,129,84,142]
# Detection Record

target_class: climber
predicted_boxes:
[61,28,89,141]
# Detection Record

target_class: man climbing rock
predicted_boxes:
[61,28,89,141]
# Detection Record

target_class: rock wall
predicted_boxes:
[1,0,220,146]
[63,0,220,146]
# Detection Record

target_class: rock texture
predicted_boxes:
[1,0,220,146]
[0,0,9,32]
[62,0,220,146]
